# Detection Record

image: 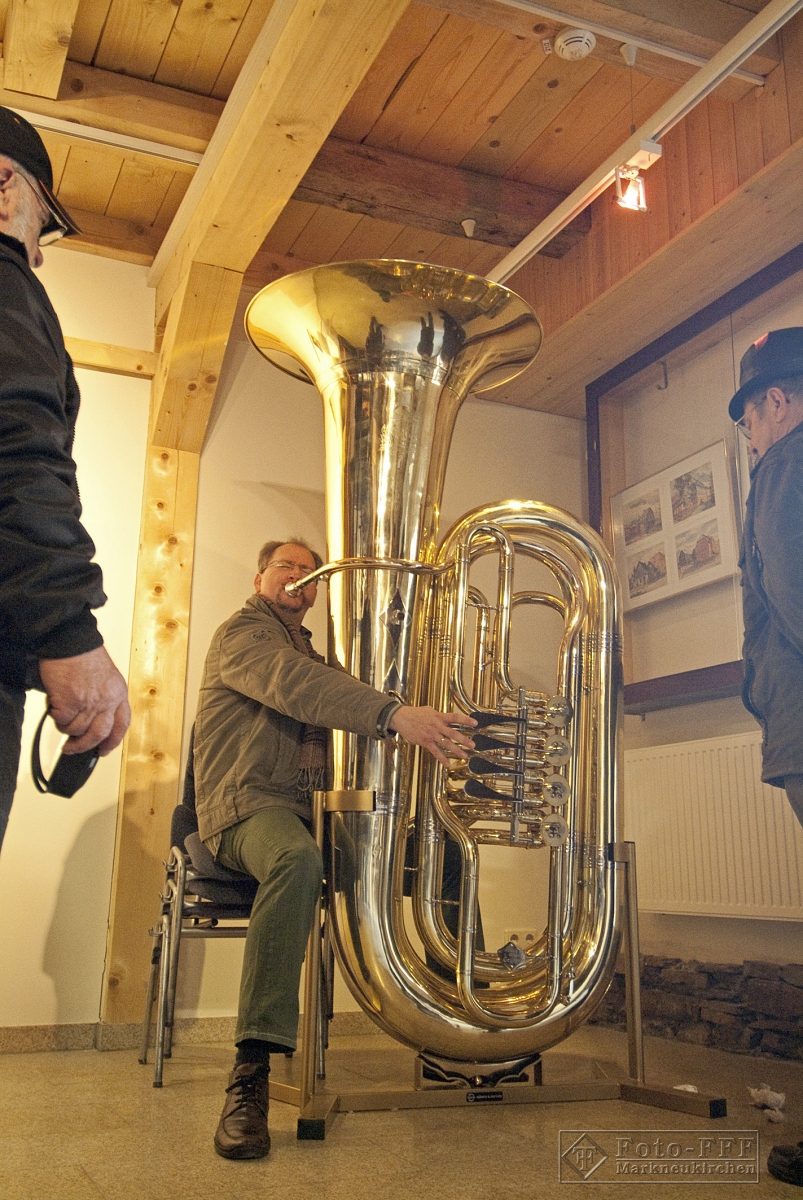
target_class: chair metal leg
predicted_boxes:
[163,851,187,1060]
[152,911,172,1088]
[138,928,162,1065]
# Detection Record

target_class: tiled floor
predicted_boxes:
[1,1025,800,1199]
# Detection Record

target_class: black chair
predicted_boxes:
[139,799,259,1087]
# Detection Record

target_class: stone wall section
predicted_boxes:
[589,957,802,1060]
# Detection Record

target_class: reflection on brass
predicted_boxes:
[323,789,376,813]
[246,259,623,1066]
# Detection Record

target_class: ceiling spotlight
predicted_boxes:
[615,165,647,212]
[461,217,477,239]
[554,28,596,61]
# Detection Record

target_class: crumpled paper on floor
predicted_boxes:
[748,1083,786,1122]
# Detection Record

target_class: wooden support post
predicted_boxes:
[101,442,199,1025]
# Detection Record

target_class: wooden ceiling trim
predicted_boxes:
[293,137,590,254]
[566,0,779,68]
[150,0,413,319]
[2,0,79,98]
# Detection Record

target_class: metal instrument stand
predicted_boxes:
[268,797,727,1140]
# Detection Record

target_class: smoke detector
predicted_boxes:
[554,28,596,60]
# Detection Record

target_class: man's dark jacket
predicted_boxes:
[740,420,803,785]
[0,233,105,688]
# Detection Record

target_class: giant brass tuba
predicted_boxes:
[245,260,623,1067]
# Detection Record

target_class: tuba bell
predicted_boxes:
[245,259,623,1066]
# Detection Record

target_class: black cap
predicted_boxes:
[729,327,803,421]
[0,106,80,241]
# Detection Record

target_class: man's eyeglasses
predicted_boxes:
[264,560,317,576]
[734,395,766,441]
[18,168,75,246]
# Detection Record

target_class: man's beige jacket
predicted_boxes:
[194,594,390,846]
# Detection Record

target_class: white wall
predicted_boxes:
[0,248,152,1027]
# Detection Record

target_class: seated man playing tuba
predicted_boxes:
[192,537,476,1160]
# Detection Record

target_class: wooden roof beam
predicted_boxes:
[149,0,412,319]
[148,0,412,450]
[1,0,80,99]
[295,137,589,255]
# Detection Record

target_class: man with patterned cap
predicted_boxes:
[0,106,130,850]
[729,327,803,835]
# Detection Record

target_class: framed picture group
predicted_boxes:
[610,441,739,612]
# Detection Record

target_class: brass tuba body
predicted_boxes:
[245,260,623,1065]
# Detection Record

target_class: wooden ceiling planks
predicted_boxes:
[209,0,277,99]
[512,62,655,187]
[0,0,797,420]
[332,4,449,143]
[154,0,253,94]
[361,11,504,153]
[460,53,603,177]
[555,74,677,190]
[91,0,177,77]
[410,25,551,166]
[105,156,190,226]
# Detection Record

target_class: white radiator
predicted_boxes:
[624,732,803,919]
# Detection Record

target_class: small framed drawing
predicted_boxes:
[611,441,739,612]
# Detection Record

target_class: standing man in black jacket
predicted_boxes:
[729,328,803,830]
[0,107,130,850]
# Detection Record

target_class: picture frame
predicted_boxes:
[610,441,739,612]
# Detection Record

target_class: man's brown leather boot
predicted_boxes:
[213,1063,270,1159]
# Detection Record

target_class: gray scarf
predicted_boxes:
[263,599,329,799]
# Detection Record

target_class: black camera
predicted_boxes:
[31,710,99,798]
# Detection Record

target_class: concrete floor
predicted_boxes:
[1,1025,800,1199]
